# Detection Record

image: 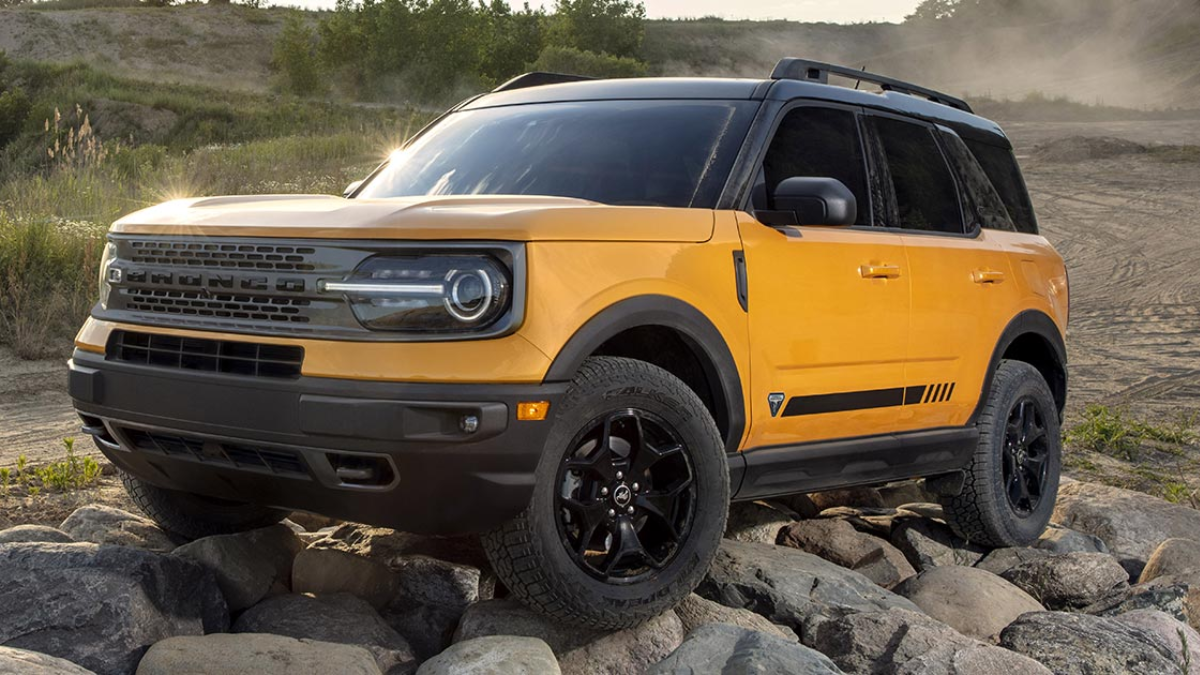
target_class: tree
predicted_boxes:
[547,0,646,59]
[0,87,31,150]
[906,0,960,21]
[480,1,546,83]
[531,45,645,78]
[272,15,326,97]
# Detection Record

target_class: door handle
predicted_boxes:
[972,269,1006,284]
[860,264,901,279]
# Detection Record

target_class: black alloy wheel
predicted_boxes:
[1002,397,1050,515]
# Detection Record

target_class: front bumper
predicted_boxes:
[69,349,565,534]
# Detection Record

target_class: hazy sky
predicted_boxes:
[280,0,923,23]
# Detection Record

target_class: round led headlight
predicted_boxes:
[444,269,495,322]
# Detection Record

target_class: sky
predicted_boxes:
[282,0,924,23]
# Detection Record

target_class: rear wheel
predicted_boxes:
[121,470,289,540]
[482,357,729,630]
[941,360,1062,547]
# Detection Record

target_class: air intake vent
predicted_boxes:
[128,240,317,271]
[121,428,310,478]
[107,330,304,379]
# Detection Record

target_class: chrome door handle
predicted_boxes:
[860,264,901,279]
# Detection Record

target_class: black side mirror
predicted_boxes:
[771,177,857,226]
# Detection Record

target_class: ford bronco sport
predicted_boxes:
[70,59,1068,629]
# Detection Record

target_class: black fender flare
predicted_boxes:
[969,309,1068,424]
[543,295,746,454]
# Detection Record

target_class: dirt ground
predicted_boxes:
[2,117,1198,500]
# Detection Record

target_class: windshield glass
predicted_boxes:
[356,100,759,208]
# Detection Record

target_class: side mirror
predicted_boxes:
[772,177,857,226]
[343,180,364,198]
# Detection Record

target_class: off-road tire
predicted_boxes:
[121,470,289,540]
[941,359,1062,547]
[482,356,729,630]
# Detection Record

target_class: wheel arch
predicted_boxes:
[543,295,746,453]
[972,309,1067,422]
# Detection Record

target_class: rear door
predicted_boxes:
[863,114,1022,432]
[739,104,911,449]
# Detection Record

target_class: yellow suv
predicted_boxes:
[70,59,1068,629]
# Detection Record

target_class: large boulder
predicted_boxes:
[0,542,227,675]
[307,525,489,569]
[779,519,916,589]
[1140,538,1200,583]
[1000,552,1129,610]
[0,646,96,674]
[673,594,796,642]
[1035,523,1109,554]
[696,540,919,634]
[723,502,794,544]
[808,608,1050,675]
[1052,481,1200,569]
[1085,583,1192,624]
[894,566,1044,641]
[0,526,74,545]
[383,555,490,660]
[234,593,415,674]
[172,525,302,612]
[1112,609,1200,668]
[454,599,683,675]
[292,548,398,609]
[417,637,560,675]
[58,505,175,552]
[974,547,1053,576]
[136,634,381,675]
[648,623,843,675]
[1000,611,1180,675]
[890,519,988,572]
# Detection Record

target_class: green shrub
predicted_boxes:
[272,15,326,97]
[546,0,646,59]
[34,438,103,492]
[1065,405,1147,461]
[531,45,647,78]
[0,87,31,149]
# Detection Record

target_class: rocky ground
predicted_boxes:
[1,477,1198,674]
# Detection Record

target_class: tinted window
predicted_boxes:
[762,107,870,225]
[356,100,757,209]
[965,139,1039,234]
[873,117,963,233]
[939,131,1016,232]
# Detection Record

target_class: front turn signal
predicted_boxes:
[517,401,550,421]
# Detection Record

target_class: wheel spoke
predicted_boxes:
[635,478,692,542]
[631,442,683,477]
[565,418,618,481]
[602,516,657,574]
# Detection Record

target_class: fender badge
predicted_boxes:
[768,393,786,417]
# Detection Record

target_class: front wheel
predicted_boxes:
[941,360,1062,547]
[482,357,729,630]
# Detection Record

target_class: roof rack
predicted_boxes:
[493,72,596,93]
[771,58,973,114]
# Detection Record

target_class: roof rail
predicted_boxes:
[492,72,596,93]
[770,58,972,114]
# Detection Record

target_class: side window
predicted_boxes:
[872,116,964,234]
[964,139,1039,234]
[939,130,1016,232]
[761,107,870,226]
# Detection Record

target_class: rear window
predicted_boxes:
[356,100,758,209]
[964,139,1038,234]
[872,116,964,234]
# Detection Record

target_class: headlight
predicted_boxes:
[323,254,511,333]
[98,240,117,310]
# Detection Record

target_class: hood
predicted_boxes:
[110,194,715,243]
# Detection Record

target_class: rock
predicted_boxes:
[673,594,797,642]
[384,555,488,659]
[286,511,341,532]
[172,525,302,612]
[0,525,74,545]
[454,599,683,675]
[1143,575,1200,631]
[974,547,1054,576]
[58,505,176,552]
[877,480,941,508]
[778,519,915,589]
[895,502,946,520]
[292,548,397,609]
[0,645,96,674]
[648,623,842,675]
[136,634,381,675]
[1052,481,1200,570]
[417,636,560,675]
[696,540,919,634]
[809,487,886,510]
[1000,611,1179,675]
[894,566,1044,641]
[723,501,794,544]
[0,542,227,675]
[890,518,988,572]
[1085,583,1192,624]
[1035,523,1108,554]
[809,608,1050,675]
[234,593,414,674]
[770,493,820,519]
[1001,552,1129,610]
[817,507,903,538]
[1113,609,1200,669]
[308,524,489,569]
[1140,538,1200,583]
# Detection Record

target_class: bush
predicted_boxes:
[531,45,647,78]
[272,15,326,97]
[0,87,31,149]
[547,0,646,59]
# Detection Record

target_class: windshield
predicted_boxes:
[356,100,759,209]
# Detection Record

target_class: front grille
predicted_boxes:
[122,288,312,324]
[128,240,317,271]
[107,330,304,379]
[121,427,309,478]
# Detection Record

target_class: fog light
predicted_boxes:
[517,401,550,421]
[460,415,480,434]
